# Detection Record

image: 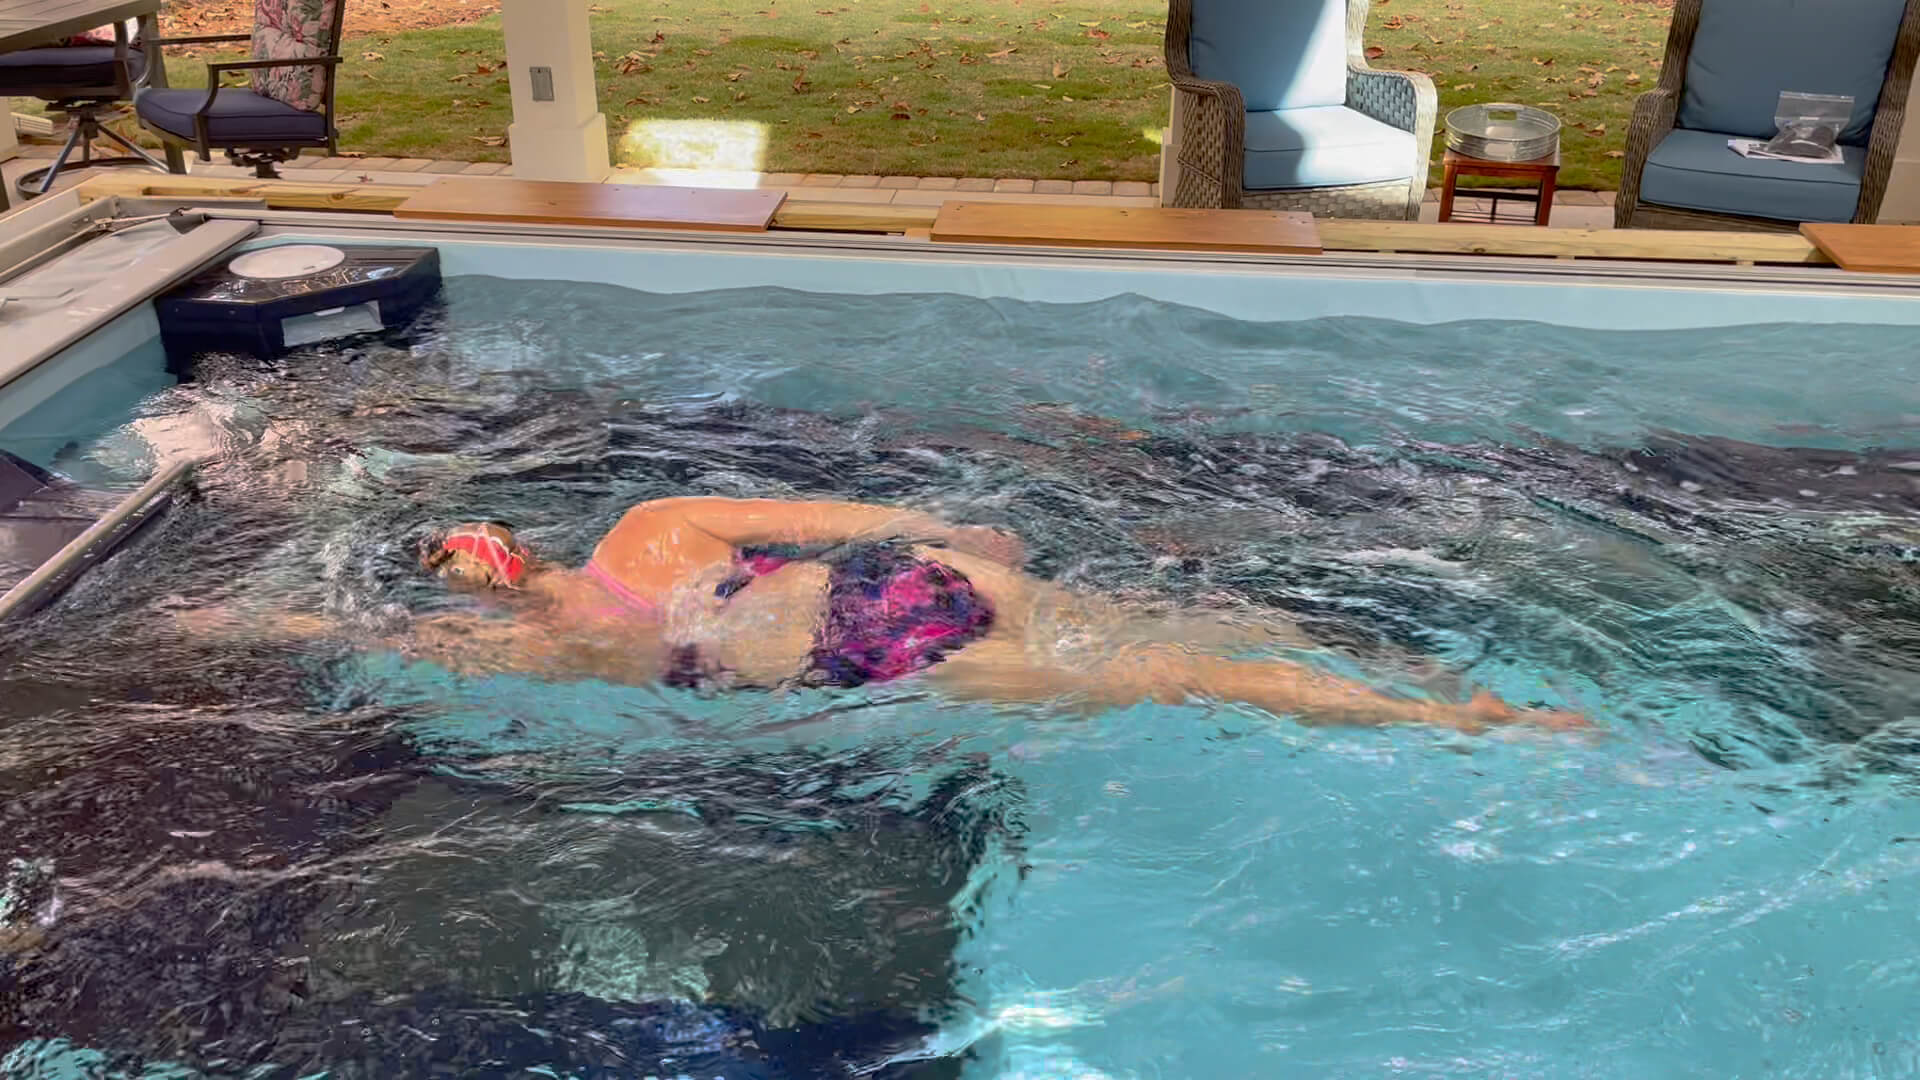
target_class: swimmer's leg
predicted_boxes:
[927,638,1585,733]
[919,548,1314,653]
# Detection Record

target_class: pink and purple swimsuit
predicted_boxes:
[599,541,995,689]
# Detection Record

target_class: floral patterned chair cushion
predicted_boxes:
[250,0,340,114]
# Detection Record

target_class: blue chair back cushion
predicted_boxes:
[1243,106,1416,190]
[1679,0,1908,144]
[1639,128,1864,222]
[1190,0,1349,112]
[0,46,145,95]
[136,87,331,146]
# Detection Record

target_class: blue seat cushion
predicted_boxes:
[1190,0,1349,112]
[1243,106,1416,190]
[0,46,145,95]
[1639,128,1864,223]
[136,87,328,146]
[1679,0,1908,145]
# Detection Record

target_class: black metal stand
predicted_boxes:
[15,104,169,202]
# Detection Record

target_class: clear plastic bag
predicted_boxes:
[1764,91,1853,162]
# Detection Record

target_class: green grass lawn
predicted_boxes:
[129,0,1670,187]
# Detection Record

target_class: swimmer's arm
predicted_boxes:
[630,497,1022,565]
[173,608,552,675]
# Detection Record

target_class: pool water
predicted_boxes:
[2,274,1918,1079]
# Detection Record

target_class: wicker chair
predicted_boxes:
[1160,0,1436,219]
[1616,0,1920,232]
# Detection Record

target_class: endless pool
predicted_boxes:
[1,192,1918,1079]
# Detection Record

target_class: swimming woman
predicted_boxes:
[195,497,1584,733]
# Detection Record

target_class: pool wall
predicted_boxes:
[230,226,1920,332]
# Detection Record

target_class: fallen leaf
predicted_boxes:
[1604,150,1624,158]
[1052,61,1069,77]
[1086,27,1109,39]
[470,135,506,146]
[891,110,912,119]
[974,112,986,121]
[1533,56,1553,66]
[1031,83,1052,90]
[362,50,384,61]
[1364,45,1385,59]
[1625,73,1641,84]
[692,95,711,103]
[986,47,1016,58]
[1078,20,1100,27]
[725,71,744,81]
[1383,14,1404,28]
[1453,82,1475,90]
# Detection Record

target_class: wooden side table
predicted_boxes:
[1438,148,1560,226]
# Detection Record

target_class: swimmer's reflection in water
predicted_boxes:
[180,497,1586,734]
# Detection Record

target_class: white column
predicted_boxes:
[0,103,20,164]
[1878,77,1920,223]
[500,0,610,183]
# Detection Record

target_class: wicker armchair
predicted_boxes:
[1616,0,1920,232]
[1160,0,1436,219]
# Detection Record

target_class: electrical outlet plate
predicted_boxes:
[529,66,555,102]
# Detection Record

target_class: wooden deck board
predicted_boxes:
[393,178,785,232]
[1323,222,1825,264]
[931,203,1321,254]
[69,175,1838,265]
[1800,223,1920,273]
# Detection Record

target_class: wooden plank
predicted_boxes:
[931,203,1322,254]
[75,172,424,213]
[67,175,1835,265]
[773,200,933,233]
[1320,221,1828,265]
[394,177,784,232]
[1799,223,1920,273]
[72,173,933,233]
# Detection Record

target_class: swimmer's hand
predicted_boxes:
[942,525,1025,569]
